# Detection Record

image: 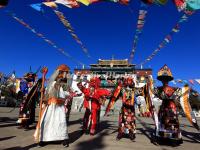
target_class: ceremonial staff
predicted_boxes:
[36,67,48,142]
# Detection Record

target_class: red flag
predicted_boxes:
[189,79,194,85]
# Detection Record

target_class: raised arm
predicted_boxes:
[104,84,122,116]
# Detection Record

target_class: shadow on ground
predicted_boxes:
[73,120,116,150]
[68,118,82,126]
[0,136,16,141]
[3,143,38,150]
[182,129,200,143]
[136,116,154,142]
[75,130,109,150]
[0,117,17,128]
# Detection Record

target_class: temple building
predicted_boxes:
[74,59,152,81]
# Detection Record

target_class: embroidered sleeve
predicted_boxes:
[153,87,159,97]
[171,88,182,100]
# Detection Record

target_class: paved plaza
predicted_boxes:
[0,107,200,150]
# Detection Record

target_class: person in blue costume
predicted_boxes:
[17,72,40,129]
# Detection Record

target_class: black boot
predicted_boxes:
[38,141,44,147]
[116,133,122,141]
[62,140,69,147]
[129,132,136,141]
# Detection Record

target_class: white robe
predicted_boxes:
[39,81,69,142]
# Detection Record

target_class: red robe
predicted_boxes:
[78,82,110,135]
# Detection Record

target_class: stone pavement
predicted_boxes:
[0,107,200,150]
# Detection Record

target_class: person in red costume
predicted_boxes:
[77,77,110,135]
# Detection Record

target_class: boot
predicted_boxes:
[62,140,69,147]
[116,133,122,141]
[90,129,95,136]
[38,141,45,147]
[129,132,136,141]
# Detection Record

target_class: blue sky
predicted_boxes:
[0,0,200,91]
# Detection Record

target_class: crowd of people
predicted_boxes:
[1,64,199,147]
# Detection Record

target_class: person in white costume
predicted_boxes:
[34,64,71,147]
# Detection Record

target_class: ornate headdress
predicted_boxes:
[23,72,37,82]
[157,64,173,81]
[89,77,101,88]
[46,64,70,95]
[57,64,70,72]
[124,77,134,87]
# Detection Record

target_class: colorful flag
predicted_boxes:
[195,79,200,84]
[30,3,43,12]
[171,80,177,85]
[189,79,194,85]
[129,2,148,63]
[43,2,58,8]
[138,14,190,66]
[55,0,80,8]
[54,9,90,58]
[9,12,83,66]
[186,0,200,11]
[77,0,90,6]
[180,86,199,130]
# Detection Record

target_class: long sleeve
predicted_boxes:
[153,87,160,98]
[77,82,85,93]
[171,87,182,100]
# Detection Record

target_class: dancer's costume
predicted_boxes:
[77,77,110,135]
[17,72,40,128]
[105,77,137,141]
[146,65,199,144]
[34,64,71,147]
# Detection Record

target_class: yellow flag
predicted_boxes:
[43,2,58,8]
[77,0,90,6]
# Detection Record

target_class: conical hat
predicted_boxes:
[157,64,173,81]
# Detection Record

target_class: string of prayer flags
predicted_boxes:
[173,0,200,11]
[30,3,44,12]
[195,79,200,85]
[138,14,190,66]
[9,12,84,66]
[141,0,154,4]
[30,2,91,58]
[54,0,80,8]
[189,79,195,85]
[129,2,148,63]
[42,0,130,9]
[154,0,168,5]
[43,1,58,8]
[171,79,200,86]
[141,0,168,5]
[54,10,90,58]
[77,0,90,6]
[186,0,200,10]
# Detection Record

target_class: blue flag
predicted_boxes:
[30,3,43,12]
